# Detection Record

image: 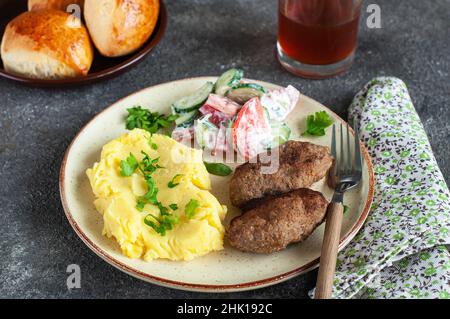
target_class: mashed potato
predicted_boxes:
[86,129,227,261]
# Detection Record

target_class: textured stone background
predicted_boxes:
[0,0,449,298]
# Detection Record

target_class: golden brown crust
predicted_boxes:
[227,189,328,254]
[229,141,333,207]
[85,0,160,57]
[28,0,85,12]
[2,9,93,77]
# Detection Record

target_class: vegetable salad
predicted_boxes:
[171,69,300,159]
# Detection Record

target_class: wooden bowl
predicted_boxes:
[0,0,167,87]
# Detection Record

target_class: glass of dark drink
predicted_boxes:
[277,0,362,79]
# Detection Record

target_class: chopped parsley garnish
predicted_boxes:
[144,213,179,237]
[185,199,200,219]
[136,178,159,211]
[302,111,334,137]
[126,106,178,134]
[139,151,163,175]
[119,151,178,236]
[168,174,183,188]
[136,198,147,212]
[148,136,158,150]
[120,153,139,177]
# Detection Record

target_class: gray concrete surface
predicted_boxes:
[0,0,449,298]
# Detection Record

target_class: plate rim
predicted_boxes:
[59,76,375,292]
[0,0,167,87]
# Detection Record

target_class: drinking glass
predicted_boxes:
[277,0,362,79]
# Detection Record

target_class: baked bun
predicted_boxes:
[28,0,85,12]
[0,10,93,79]
[84,0,160,57]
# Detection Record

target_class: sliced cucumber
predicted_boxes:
[277,122,291,143]
[175,110,198,127]
[214,69,243,96]
[172,82,214,113]
[270,122,291,148]
[195,115,218,149]
[226,83,267,104]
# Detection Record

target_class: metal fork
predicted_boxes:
[315,123,363,299]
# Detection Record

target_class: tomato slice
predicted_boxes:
[199,104,233,127]
[232,97,271,159]
[203,94,241,116]
[171,126,194,142]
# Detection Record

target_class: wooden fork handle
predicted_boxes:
[315,202,344,299]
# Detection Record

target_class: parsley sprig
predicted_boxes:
[126,106,178,134]
[302,111,334,137]
[119,151,179,236]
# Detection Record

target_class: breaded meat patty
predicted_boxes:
[229,141,333,207]
[227,188,328,253]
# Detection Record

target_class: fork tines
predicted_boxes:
[331,123,362,179]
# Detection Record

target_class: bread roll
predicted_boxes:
[0,10,93,79]
[28,0,85,12]
[84,0,160,57]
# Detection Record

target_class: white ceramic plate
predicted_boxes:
[60,77,374,292]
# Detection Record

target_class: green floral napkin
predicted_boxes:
[329,77,450,298]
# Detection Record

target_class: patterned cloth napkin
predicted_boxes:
[320,77,450,299]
